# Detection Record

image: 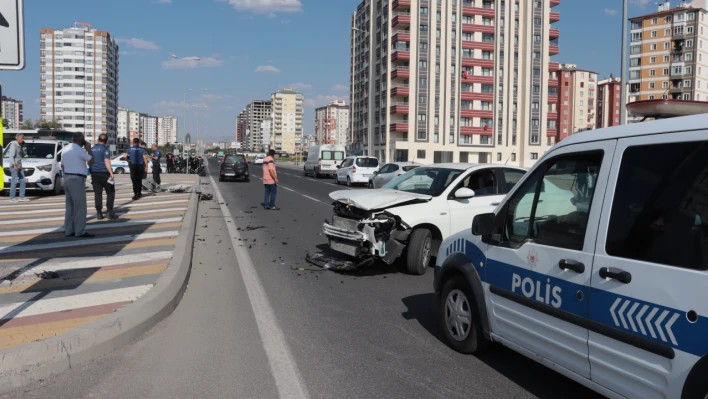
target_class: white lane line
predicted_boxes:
[0,195,189,210]
[13,252,174,278]
[252,176,328,206]
[1,207,188,226]
[209,174,310,399]
[0,285,153,321]
[0,199,189,216]
[302,195,327,204]
[0,218,183,237]
[0,230,179,253]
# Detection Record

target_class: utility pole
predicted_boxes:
[620,0,629,124]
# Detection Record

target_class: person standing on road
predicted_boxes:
[126,138,149,200]
[151,144,162,185]
[62,132,95,238]
[263,149,279,210]
[7,133,29,203]
[91,134,117,220]
[166,152,175,174]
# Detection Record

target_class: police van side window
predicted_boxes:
[606,141,708,270]
[504,152,604,250]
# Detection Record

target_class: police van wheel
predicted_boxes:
[439,277,489,354]
[52,175,62,196]
[115,167,125,175]
[681,356,708,399]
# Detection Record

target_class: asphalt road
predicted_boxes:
[6,159,603,399]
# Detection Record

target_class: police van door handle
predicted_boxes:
[599,267,632,284]
[559,259,585,273]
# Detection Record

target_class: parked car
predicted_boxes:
[219,153,250,182]
[433,106,708,399]
[2,139,68,196]
[111,155,164,174]
[304,145,346,178]
[368,162,421,189]
[334,156,380,186]
[253,155,265,165]
[323,164,526,274]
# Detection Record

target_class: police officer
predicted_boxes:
[125,138,149,200]
[151,144,162,185]
[91,134,117,220]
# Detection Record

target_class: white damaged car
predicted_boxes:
[322,164,526,275]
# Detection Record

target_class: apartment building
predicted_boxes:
[350,0,561,167]
[245,100,272,151]
[315,100,350,146]
[39,23,119,144]
[260,118,273,150]
[117,107,140,140]
[596,77,628,128]
[271,89,304,154]
[2,96,23,129]
[550,64,598,139]
[236,110,247,146]
[158,116,178,145]
[140,114,158,146]
[628,0,708,103]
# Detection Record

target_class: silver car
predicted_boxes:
[368,162,420,189]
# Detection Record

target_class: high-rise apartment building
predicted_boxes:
[596,77,628,129]
[236,110,247,146]
[140,114,158,146]
[260,118,273,150]
[39,23,119,144]
[2,96,23,129]
[158,116,178,145]
[350,0,561,167]
[550,64,598,139]
[628,0,708,103]
[245,100,272,151]
[315,100,350,146]
[271,89,304,154]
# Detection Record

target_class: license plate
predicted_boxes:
[364,174,372,177]
[225,173,235,176]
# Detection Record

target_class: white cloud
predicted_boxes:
[289,82,312,90]
[267,12,277,18]
[604,8,618,16]
[115,37,160,51]
[220,0,303,14]
[255,65,281,73]
[161,57,224,69]
[304,94,348,109]
[629,0,649,7]
[331,84,348,92]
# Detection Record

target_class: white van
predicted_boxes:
[304,145,346,178]
[434,105,708,399]
[2,139,68,196]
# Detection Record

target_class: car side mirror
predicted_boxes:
[472,213,495,236]
[337,165,341,169]
[373,171,378,175]
[454,187,476,200]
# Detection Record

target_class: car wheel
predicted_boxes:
[347,177,352,187]
[439,276,489,354]
[405,229,432,275]
[52,175,62,196]
[115,167,125,175]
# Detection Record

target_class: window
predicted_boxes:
[503,152,603,250]
[651,30,658,37]
[420,25,428,32]
[497,153,502,162]
[663,68,670,75]
[417,150,426,159]
[420,42,428,50]
[458,170,497,197]
[418,114,427,122]
[420,6,428,14]
[650,69,656,76]
[650,44,657,50]
[665,42,671,49]
[684,79,692,87]
[686,39,694,48]
[530,153,538,160]
[631,32,642,42]
[606,141,708,270]
[675,26,684,35]
[688,26,694,34]
[664,55,670,62]
[649,82,656,89]
[663,81,669,88]
[650,56,656,63]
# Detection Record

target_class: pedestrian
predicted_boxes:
[62,132,95,238]
[91,134,118,220]
[125,138,149,200]
[263,149,280,210]
[140,141,149,180]
[6,133,29,203]
[166,152,175,174]
[151,144,162,185]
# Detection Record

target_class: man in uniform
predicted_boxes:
[126,138,148,200]
[91,134,117,220]
[151,144,163,185]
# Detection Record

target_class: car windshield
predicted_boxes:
[225,155,245,164]
[383,167,463,196]
[3,143,56,159]
[402,165,420,172]
[356,158,378,168]
[322,151,345,161]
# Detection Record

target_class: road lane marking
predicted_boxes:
[251,176,328,206]
[209,172,310,399]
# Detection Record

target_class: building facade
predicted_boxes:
[629,0,708,103]
[158,116,178,145]
[271,89,304,154]
[315,100,350,146]
[551,64,598,139]
[260,118,273,150]
[236,110,247,147]
[245,100,272,152]
[140,114,158,146]
[350,0,561,167]
[1,97,23,129]
[303,134,316,150]
[596,77,628,128]
[39,23,119,145]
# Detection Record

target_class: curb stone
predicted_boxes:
[0,179,200,394]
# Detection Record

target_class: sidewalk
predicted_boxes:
[0,173,197,350]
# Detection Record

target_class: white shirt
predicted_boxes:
[62,143,92,175]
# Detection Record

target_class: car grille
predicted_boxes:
[3,168,35,177]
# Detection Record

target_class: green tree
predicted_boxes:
[35,120,62,129]
[2,119,9,129]
[20,118,35,130]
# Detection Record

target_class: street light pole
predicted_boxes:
[171,54,201,173]
[620,0,629,125]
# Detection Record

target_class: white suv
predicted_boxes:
[2,139,68,196]
[335,156,379,186]
[434,112,708,399]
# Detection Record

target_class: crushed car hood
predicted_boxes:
[329,189,432,211]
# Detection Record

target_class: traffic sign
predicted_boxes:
[0,0,24,70]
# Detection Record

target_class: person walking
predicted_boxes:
[62,132,95,238]
[166,152,175,174]
[126,138,148,200]
[91,134,117,220]
[151,144,162,185]
[262,149,279,210]
[7,133,29,203]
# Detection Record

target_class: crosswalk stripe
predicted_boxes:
[0,207,188,224]
[0,199,188,216]
[0,230,179,253]
[0,194,190,209]
[1,222,182,243]
[0,218,183,237]
[10,251,174,278]
[0,238,178,263]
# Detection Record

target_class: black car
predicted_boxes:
[219,154,250,182]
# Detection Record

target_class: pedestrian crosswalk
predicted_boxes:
[0,174,197,350]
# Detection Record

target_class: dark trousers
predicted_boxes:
[167,162,174,173]
[92,172,115,212]
[129,164,144,197]
[152,163,161,185]
[264,184,277,209]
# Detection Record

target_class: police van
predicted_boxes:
[2,138,68,196]
[434,101,708,399]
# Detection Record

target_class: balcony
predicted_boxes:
[550,28,560,39]
[549,61,560,71]
[547,128,558,137]
[548,78,560,86]
[550,12,560,23]
[463,40,495,51]
[391,66,410,79]
[392,12,411,28]
[462,74,494,85]
[460,126,493,136]
[462,24,495,34]
[461,91,494,102]
[551,0,560,6]
[462,6,496,18]
[392,31,410,43]
[460,109,493,119]
[390,103,409,114]
[389,122,409,133]
[462,57,494,68]
[390,85,409,96]
[549,45,560,56]
[392,50,410,61]
[392,0,411,9]
[547,111,559,119]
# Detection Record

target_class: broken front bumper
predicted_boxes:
[322,215,408,264]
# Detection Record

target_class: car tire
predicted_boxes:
[115,167,125,175]
[347,177,352,187]
[52,175,62,196]
[439,276,489,354]
[405,229,432,275]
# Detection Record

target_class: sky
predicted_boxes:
[0,0,658,142]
